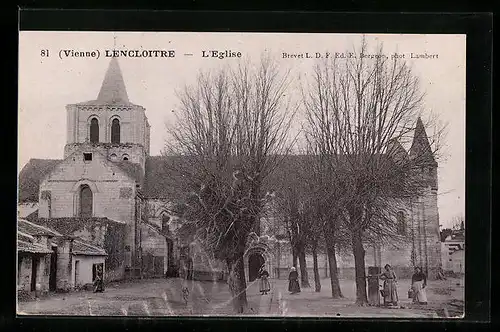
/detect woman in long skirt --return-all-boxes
[411,267,428,305]
[288,267,301,294]
[258,266,271,295]
[379,264,398,306]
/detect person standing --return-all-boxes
[379,264,398,306]
[93,265,104,293]
[411,266,428,305]
[288,266,301,294]
[258,265,271,295]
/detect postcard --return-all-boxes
[17,31,465,318]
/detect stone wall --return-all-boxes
[104,222,126,281]
[64,143,146,171]
[17,253,51,293]
[38,149,136,225]
[18,254,33,291]
[424,189,442,279]
[55,239,73,291]
[38,149,137,268]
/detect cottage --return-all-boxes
[441,230,465,274]
[17,230,53,295]
[17,218,108,295]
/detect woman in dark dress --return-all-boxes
[411,267,428,305]
[258,265,271,295]
[93,265,104,293]
[288,267,301,294]
[379,264,398,306]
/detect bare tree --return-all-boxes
[165,56,294,313]
[302,150,347,298]
[303,37,446,305]
[271,156,311,288]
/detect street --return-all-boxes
[17,277,464,318]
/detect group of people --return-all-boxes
[378,264,428,306]
[257,263,431,306]
[257,265,301,295]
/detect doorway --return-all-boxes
[49,246,57,291]
[166,239,175,277]
[74,260,80,287]
[92,263,104,281]
[30,257,38,291]
[248,253,265,282]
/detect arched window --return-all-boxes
[80,184,93,218]
[111,118,120,144]
[89,118,99,143]
[122,154,129,161]
[110,153,117,161]
[397,211,406,235]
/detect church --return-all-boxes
[18,58,442,293]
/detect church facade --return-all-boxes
[18,58,442,291]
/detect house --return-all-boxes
[17,222,54,295]
[17,218,107,296]
[441,230,465,274]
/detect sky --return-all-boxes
[18,32,466,228]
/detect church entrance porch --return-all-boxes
[248,253,265,282]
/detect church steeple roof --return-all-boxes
[409,117,436,165]
[96,57,129,104]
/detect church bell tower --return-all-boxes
[63,57,151,173]
[409,117,441,279]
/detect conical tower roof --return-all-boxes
[96,57,129,104]
[409,117,436,165]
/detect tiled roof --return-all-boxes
[18,159,61,202]
[17,239,53,254]
[143,155,191,199]
[19,150,419,203]
[18,231,35,242]
[17,218,107,256]
[28,217,125,236]
[72,239,107,256]
[18,218,62,237]
[141,154,394,200]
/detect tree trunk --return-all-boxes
[292,246,298,268]
[351,230,368,305]
[297,247,310,288]
[312,241,321,292]
[226,255,248,313]
[326,239,343,298]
